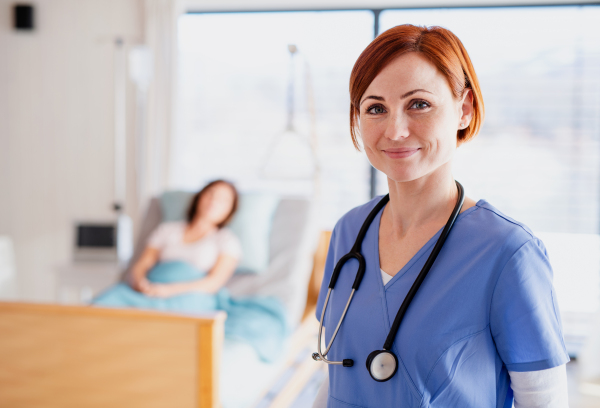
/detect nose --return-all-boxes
[383,112,409,141]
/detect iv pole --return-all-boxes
[113,37,133,267]
[260,44,318,182]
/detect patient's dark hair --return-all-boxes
[186,180,239,228]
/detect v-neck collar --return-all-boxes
[373,199,483,292]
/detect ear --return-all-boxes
[458,89,474,130]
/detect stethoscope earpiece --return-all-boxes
[366,350,398,382]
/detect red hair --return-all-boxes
[349,24,484,149]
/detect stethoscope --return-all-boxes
[312,181,465,382]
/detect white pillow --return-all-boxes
[228,193,280,274]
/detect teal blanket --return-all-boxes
[92,261,288,362]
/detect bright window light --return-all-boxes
[174,11,374,228]
[381,6,600,348]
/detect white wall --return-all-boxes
[0,0,142,301]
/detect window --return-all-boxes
[380,6,600,349]
[175,6,600,350]
[379,7,600,236]
[174,11,374,228]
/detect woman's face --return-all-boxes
[197,183,235,226]
[359,52,473,183]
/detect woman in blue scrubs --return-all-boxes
[313,25,569,407]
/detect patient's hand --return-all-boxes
[139,281,187,298]
[129,276,150,293]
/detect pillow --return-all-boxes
[228,193,280,274]
[159,190,280,274]
[160,191,194,221]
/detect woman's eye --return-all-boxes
[410,100,430,110]
[367,105,386,115]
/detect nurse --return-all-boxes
[313,25,569,407]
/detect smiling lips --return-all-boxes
[382,147,420,159]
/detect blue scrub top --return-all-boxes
[316,197,569,408]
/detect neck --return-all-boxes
[385,162,458,238]
[188,217,217,235]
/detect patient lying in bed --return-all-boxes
[93,180,287,362]
[94,179,241,308]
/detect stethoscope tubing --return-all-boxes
[313,181,465,371]
[327,197,388,290]
[314,196,388,366]
[383,181,464,350]
[315,288,356,365]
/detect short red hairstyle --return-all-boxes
[349,24,484,149]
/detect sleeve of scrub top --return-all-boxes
[490,237,570,372]
[509,364,569,407]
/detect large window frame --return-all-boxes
[185,0,600,203]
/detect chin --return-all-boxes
[376,163,424,184]
[386,174,422,184]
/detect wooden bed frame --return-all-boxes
[0,231,331,408]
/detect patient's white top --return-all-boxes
[147,222,242,272]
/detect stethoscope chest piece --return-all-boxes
[366,350,398,382]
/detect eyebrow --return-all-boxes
[360,89,433,106]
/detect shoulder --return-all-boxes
[466,199,549,265]
[471,199,535,240]
[474,200,533,233]
[327,195,389,255]
[216,227,240,243]
[215,227,242,258]
[333,195,386,235]
[147,221,186,248]
[216,227,242,248]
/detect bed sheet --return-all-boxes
[221,338,288,408]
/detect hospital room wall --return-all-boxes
[0,0,143,301]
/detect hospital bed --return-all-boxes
[0,194,330,408]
